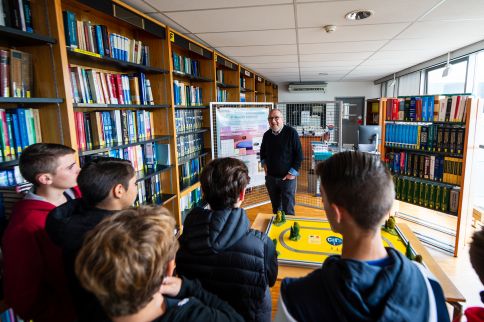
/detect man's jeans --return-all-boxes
[265,175,296,215]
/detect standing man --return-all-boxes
[260,108,303,216]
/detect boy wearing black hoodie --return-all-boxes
[275,151,450,322]
[46,157,137,321]
[176,157,278,322]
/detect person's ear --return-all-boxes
[112,183,125,199]
[36,173,52,185]
[239,188,246,202]
[165,259,176,277]
[331,203,343,225]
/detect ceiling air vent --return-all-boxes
[288,82,327,93]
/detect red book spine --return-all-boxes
[115,74,124,104]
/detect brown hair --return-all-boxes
[75,206,178,317]
[469,228,484,285]
[19,143,75,185]
[316,151,395,230]
[77,157,134,205]
[200,157,250,210]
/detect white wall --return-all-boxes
[278,81,380,102]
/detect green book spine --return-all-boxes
[435,185,442,211]
[401,178,407,202]
[419,181,425,206]
[423,183,429,207]
[413,154,419,177]
[407,179,413,203]
[413,180,420,204]
[395,177,401,200]
[429,183,435,209]
[441,186,449,213]
[456,127,465,155]
[427,125,434,151]
[437,126,444,152]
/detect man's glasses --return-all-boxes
[268,116,280,121]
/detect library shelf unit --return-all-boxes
[0,0,71,172]
[265,80,274,103]
[272,84,279,103]
[379,95,481,256]
[255,75,266,102]
[239,67,255,102]
[214,53,240,102]
[53,0,180,220]
[168,28,215,221]
[365,98,380,125]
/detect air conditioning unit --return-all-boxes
[288,82,327,93]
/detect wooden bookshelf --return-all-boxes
[168,28,214,223]
[255,75,266,102]
[53,0,179,219]
[272,84,279,103]
[365,98,380,125]
[265,80,274,102]
[379,95,481,256]
[239,67,255,102]
[214,53,239,102]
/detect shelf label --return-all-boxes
[72,48,102,58]
[169,32,175,42]
[257,76,262,82]
[244,70,251,77]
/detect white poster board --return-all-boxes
[215,107,270,188]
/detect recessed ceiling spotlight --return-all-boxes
[345,10,373,21]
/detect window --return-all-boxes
[472,51,484,97]
[398,71,421,96]
[426,58,468,95]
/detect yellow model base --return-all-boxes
[266,216,411,268]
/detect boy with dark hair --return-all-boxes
[275,151,449,322]
[2,143,81,322]
[75,206,244,322]
[176,157,278,322]
[46,157,137,322]
[463,229,484,321]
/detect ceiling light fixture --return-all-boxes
[345,10,373,21]
[442,52,451,77]
[389,73,396,87]
[318,72,328,76]
[322,25,336,33]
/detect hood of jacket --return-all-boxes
[45,198,114,254]
[180,207,250,254]
[321,248,429,321]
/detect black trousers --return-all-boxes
[265,175,296,215]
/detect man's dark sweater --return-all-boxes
[260,125,303,178]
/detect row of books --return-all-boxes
[176,133,204,158]
[172,52,200,76]
[134,172,164,207]
[385,95,469,122]
[175,109,203,133]
[179,157,203,190]
[0,165,26,187]
[0,107,42,162]
[79,142,170,174]
[394,176,460,215]
[0,183,31,223]
[240,93,246,102]
[385,152,462,185]
[216,88,228,102]
[180,186,202,222]
[173,80,203,106]
[0,49,33,98]
[63,10,150,65]
[0,0,33,33]
[385,123,465,154]
[74,110,154,150]
[216,69,225,83]
[69,66,153,105]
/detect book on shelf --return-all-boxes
[393,176,458,215]
[63,10,150,65]
[0,107,41,162]
[385,95,469,123]
[0,165,27,187]
[134,172,164,206]
[180,186,202,222]
[0,48,32,98]
[179,157,203,190]
[384,123,464,154]
[69,66,154,106]
[0,0,33,32]
[175,109,203,133]
[74,109,155,150]
[240,77,246,89]
[176,133,204,158]
[216,88,228,102]
[173,80,202,106]
[216,69,224,83]
[172,52,200,76]
[240,93,246,102]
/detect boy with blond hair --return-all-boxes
[75,206,244,322]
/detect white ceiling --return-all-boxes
[122,0,484,84]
